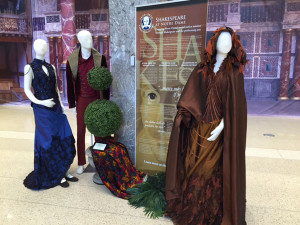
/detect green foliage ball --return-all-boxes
[87,66,113,90]
[84,100,123,137]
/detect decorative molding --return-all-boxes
[241,5,284,23]
[287,2,300,12]
[92,14,108,22]
[46,15,60,23]
[32,17,45,31]
[75,14,90,29]
[230,3,239,13]
[0,17,18,32]
[207,4,228,23]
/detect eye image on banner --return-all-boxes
[136,0,208,172]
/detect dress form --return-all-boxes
[207,31,232,141]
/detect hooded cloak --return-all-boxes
[165,27,248,225]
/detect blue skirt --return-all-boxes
[24,103,76,190]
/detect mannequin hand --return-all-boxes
[40,98,56,108]
[72,107,77,114]
[207,119,224,142]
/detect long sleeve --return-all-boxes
[101,55,110,100]
[66,61,76,108]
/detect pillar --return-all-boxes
[278,29,293,100]
[103,36,110,69]
[48,37,56,66]
[25,39,32,64]
[57,36,63,92]
[93,36,100,52]
[61,0,76,62]
[292,29,300,100]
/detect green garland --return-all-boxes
[87,66,113,90]
[84,99,123,137]
[127,172,167,219]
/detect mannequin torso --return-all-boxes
[24,39,64,111]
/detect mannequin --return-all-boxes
[66,30,110,174]
[23,39,78,190]
[206,31,232,142]
[24,40,63,110]
[165,27,247,225]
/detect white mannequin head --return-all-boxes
[33,39,48,59]
[216,31,232,54]
[77,30,93,49]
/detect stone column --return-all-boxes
[61,0,77,62]
[93,36,100,52]
[57,36,64,92]
[57,0,61,11]
[48,37,56,67]
[292,29,300,100]
[25,39,32,63]
[279,29,293,100]
[103,35,110,69]
[25,0,32,35]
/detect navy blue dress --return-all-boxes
[23,58,76,190]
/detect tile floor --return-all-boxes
[0,103,299,225]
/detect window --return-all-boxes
[267,39,273,47]
[266,63,272,72]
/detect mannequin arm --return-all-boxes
[24,65,55,108]
[207,118,224,141]
[52,65,65,114]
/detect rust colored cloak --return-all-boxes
[165,63,247,225]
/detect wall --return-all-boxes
[109,0,166,162]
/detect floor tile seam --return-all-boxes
[277,150,285,159]
[246,149,300,153]
[246,170,300,177]
[247,114,300,119]
[0,176,21,180]
[0,176,110,189]
[0,197,155,220]
[245,155,300,161]
[246,147,300,153]
[247,204,300,213]
[0,137,34,141]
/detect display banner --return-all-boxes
[136,0,208,172]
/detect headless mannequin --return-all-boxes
[207,31,232,141]
[24,39,75,184]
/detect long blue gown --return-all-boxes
[23,58,76,190]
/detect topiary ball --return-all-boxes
[84,99,123,137]
[87,66,113,90]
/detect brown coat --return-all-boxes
[165,63,247,225]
